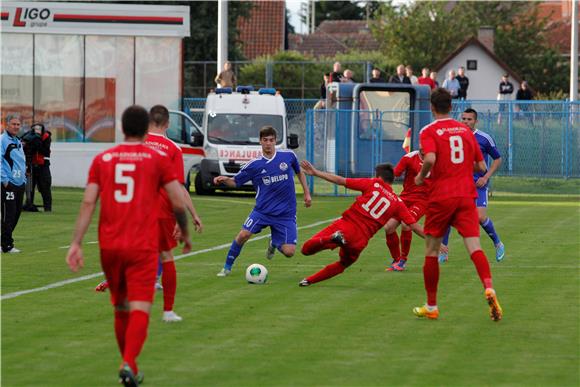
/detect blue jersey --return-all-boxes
[473,129,501,187]
[1,132,26,186]
[234,150,300,218]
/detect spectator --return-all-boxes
[418,68,436,90]
[369,68,386,83]
[1,114,26,253]
[330,62,343,83]
[406,65,418,85]
[22,122,52,212]
[516,81,533,116]
[497,74,514,120]
[389,64,411,84]
[456,66,469,100]
[430,71,439,88]
[341,69,355,83]
[442,70,460,99]
[214,61,237,89]
[314,73,330,110]
[498,74,514,100]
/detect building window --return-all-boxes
[467,60,477,71]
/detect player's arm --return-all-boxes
[164,180,192,253]
[181,185,203,233]
[66,183,99,272]
[297,170,312,207]
[213,175,236,187]
[300,160,346,186]
[408,222,425,239]
[415,152,435,186]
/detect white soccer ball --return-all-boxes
[245,263,268,284]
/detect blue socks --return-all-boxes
[224,240,243,270]
[481,218,501,245]
[441,227,451,246]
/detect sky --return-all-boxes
[286,0,306,34]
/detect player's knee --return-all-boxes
[478,215,488,224]
[280,244,295,257]
[236,230,252,244]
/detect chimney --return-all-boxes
[478,26,495,52]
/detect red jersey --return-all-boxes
[145,133,185,219]
[393,150,430,202]
[343,178,417,239]
[88,143,178,251]
[419,118,483,201]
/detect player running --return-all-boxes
[66,105,192,386]
[214,126,311,276]
[384,149,430,271]
[299,160,425,286]
[413,89,503,321]
[93,105,203,323]
[438,108,505,263]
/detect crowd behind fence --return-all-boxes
[183,98,580,188]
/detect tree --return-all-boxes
[370,1,567,94]
[300,1,381,28]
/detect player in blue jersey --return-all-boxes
[214,126,312,276]
[439,108,505,263]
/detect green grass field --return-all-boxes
[2,188,579,386]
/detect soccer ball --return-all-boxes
[245,263,268,284]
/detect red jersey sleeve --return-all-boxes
[397,200,417,225]
[420,128,437,154]
[87,155,101,185]
[393,156,407,177]
[345,178,372,192]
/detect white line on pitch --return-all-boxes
[1,218,337,301]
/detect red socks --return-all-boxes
[423,256,439,306]
[162,261,177,312]
[400,230,413,259]
[470,250,493,289]
[123,310,149,374]
[306,261,346,284]
[385,232,401,260]
[114,310,129,354]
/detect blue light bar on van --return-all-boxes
[236,86,254,94]
[258,88,276,95]
[215,87,232,94]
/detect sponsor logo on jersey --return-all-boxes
[102,153,113,162]
[261,169,267,174]
[262,174,288,186]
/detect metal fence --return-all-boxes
[182,98,580,194]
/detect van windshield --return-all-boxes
[207,114,283,145]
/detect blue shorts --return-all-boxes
[476,186,488,207]
[242,210,297,247]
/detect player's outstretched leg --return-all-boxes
[301,233,339,256]
[480,217,505,262]
[299,249,356,286]
[484,288,503,321]
[95,279,109,292]
[438,227,451,263]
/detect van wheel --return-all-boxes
[195,173,214,195]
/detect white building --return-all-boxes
[434,29,524,101]
[1,1,190,186]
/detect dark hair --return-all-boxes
[463,108,478,120]
[259,126,277,139]
[6,114,21,124]
[122,105,149,138]
[149,105,169,126]
[375,163,394,184]
[430,88,452,114]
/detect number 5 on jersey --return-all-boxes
[115,163,136,203]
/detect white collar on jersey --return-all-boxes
[262,150,277,163]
